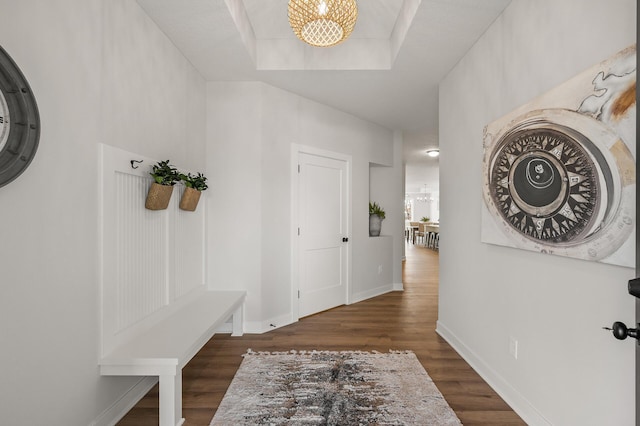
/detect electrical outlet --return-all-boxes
[509,337,518,359]
[378,265,383,274]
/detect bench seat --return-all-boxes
[100,290,246,426]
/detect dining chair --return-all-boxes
[409,222,422,244]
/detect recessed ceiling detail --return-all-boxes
[135,0,512,142]
[236,0,420,70]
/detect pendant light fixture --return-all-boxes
[288,0,358,48]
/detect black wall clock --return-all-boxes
[0,45,40,188]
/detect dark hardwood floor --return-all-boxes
[118,242,525,425]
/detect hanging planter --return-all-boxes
[145,183,174,210]
[179,172,208,211]
[179,187,201,211]
[145,160,180,210]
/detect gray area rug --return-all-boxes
[210,350,462,425]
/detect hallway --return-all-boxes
[119,243,525,425]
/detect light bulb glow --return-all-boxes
[318,1,328,15]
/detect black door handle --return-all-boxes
[628,278,640,298]
[342,237,349,242]
[603,322,640,342]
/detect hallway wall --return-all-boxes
[0,0,206,424]
[438,1,636,425]
[206,82,403,332]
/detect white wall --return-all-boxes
[405,162,440,194]
[0,1,102,424]
[406,193,439,222]
[206,82,402,331]
[403,129,440,194]
[438,1,636,425]
[206,82,265,326]
[403,129,440,223]
[103,0,206,170]
[370,132,405,289]
[0,0,206,425]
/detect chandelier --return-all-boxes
[288,0,358,48]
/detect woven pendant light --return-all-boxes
[288,0,358,47]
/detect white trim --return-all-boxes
[350,284,395,305]
[216,320,234,334]
[392,282,404,291]
[243,320,265,334]
[262,312,296,332]
[291,144,353,320]
[290,144,300,322]
[243,312,296,334]
[90,377,158,426]
[436,320,552,426]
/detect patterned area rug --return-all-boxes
[210,350,462,425]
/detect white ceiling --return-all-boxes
[136,0,512,192]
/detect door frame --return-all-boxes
[291,144,352,322]
[635,23,639,426]
[631,77,640,426]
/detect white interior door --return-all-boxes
[297,151,349,318]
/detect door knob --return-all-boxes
[342,237,349,242]
[603,322,640,342]
[628,277,640,298]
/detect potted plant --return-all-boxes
[179,172,208,211]
[369,201,386,237]
[420,216,430,222]
[145,160,180,210]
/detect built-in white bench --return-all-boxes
[99,146,247,425]
[100,290,246,426]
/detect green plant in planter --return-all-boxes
[146,160,180,210]
[420,216,430,222]
[180,172,208,191]
[369,202,386,219]
[178,172,208,212]
[150,160,180,186]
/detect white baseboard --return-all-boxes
[261,313,295,333]
[91,377,158,426]
[393,282,404,291]
[216,319,234,334]
[244,313,295,334]
[435,320,551,426]
[351,284,394,304]
[243,320,262,334]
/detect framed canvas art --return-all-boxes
[482,45,636,267]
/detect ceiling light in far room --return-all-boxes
[426,149,440,158]
[288,0,358,48]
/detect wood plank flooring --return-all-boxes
[118,242,525,425]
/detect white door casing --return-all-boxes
[293,147,350,319]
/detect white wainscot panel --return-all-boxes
[100,144,206,355]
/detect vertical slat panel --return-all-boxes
[100,144,206,354]
[174,185,206,300]
[115,171,167,332]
